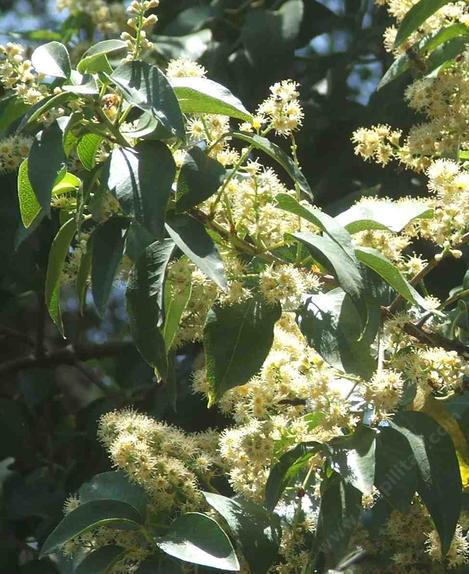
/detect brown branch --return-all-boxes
[0,342,131,376]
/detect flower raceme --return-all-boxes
[1,0,469,573]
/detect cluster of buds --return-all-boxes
[121,0,159,59]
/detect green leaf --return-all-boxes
[76,239,92,314]
[0,95,29,133]
[170,77,252,122]
[329,426,377,495]
[390,411,462,554]
[52,172,81,195]
[176,147,226,211]
[77,39,127,74]
[75,546,125,574]
[125,221,155,263]
[41,500,142,557]
[354,247,424,307]
[156,512,240,571]
[424,23,469,54]
[17,159,41,228]
[297,288,378,378]
[377,51,411,90]
[28,121,66,213]
[62,74,99,96]
[111,61,185,139]
[163,271,192,351]
[294,232,363,300]
[315,473,362,568]
[233,132,312,200]
[335,201,433,234]
[18,92,70,130]
[277,194,357,259]
[79,471,147,520]
[91,217,129,316]
[204,297,281,401]
[44,218,76,334]
[77,133,103,170]
[204,492,281,574]
[107,141,175,238]
[165,214,227,290]
[135,557,183,574]
[426,35,469,71]
[375,427,417,511]
[265,442,322,511]
[31,41,71,78]
[126,240,176,374]
[394,0,453,48]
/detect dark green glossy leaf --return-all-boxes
[107,141,175,238]
[31,41,71,78]
[233,132,312,200]
[315,473,362,568]
[79,471,147,520]
[204,492,281,574]
[176,147,226,211]
[91,217,129,316]
[375,427,417,511]
[265,442,322,511]
[44,218,76,334]
[156,512,240,571]
[390,411,462,554]
[204,297,281,401]
[165,214,227,290]
[111,61,185,139]
[171,77,251,121]
[75,546,125,574]
[41,500,142,557]
[28,121,66,213]
[126,240,176,375]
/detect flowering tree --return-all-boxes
[0,0,469,573]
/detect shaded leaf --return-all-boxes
[390,411,462,554]
[265,442,322,511]
[75,546,125,574]
[107,141,175,238]
[204,492,281,574]
[28,121,66,213]
[165,214,227,290]
[176,147,226,211]
[204,297,281,401]
[41,500,142,557]
[91,217,129,316]
[79,471,147,520]
[44,218,76,334]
